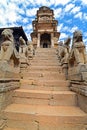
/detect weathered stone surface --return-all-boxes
[78,94,87,113]
[0,29,20,130]
[0,119,5,130]
[70,81,87,96]
[0,90,15,110]
[0,79,20,93]
[68,64,87,81]
[31,6,60,48]
[69,30,87,65]
[13,89,77,106]
[5,120,38,130]
[19,36,29,71]
[0,29,20,71]
[39,123,86,130]
[56,37,71,79]
[4,104,87,124]
[67,30,87,114]
[0,11,87,130]
[2,47,87,130]
[27,41,35,59]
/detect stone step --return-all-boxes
[35,51,57,57]
[35,52,57,57]
[30,63,61,67]
[35,51,56,54]
[28,65,62,71]
[31,60,60,67]
[35,54,57,58]
[36,48,56,52]
[13,89,77,106]
[4,128,22,130]
[4,121,87,130]
[4,104,87,125]
[22,71,65,80]
[36,48,56,51]
[35,50,57,54]
[35,53,57,57]
[20,79,69,88]
[21,84,69,91]
[32,55,58,58]
[33,57,58,60]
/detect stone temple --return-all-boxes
[31,6,60,48]
[0,6,87,130]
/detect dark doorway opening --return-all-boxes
[40,33,51,48]
[43,43,48,48]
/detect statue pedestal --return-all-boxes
[0,119,5,130]
[68,64,87,112]
[0,69,20,109]
[68,64,87,81]
[62,63,68,79]
[28,52,34,60]
[68,64,87,96]
[0,63,20,128]
[20,58,29,69]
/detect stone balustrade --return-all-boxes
[57,30,87,113]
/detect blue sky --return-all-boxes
[0,0,87,47]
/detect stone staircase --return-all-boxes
[4,48,87,130]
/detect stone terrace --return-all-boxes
[4,48,87,130]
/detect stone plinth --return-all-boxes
[0,66,20,130]
[68,64,87,113]
[68,64,87,81]
[0,119,5,130]
[68,64,87,95]
[0,70,20,110]
[62,63,68,79]
[20,58,29,70]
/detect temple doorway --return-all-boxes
[43,43,48,48]
[40,33,51,48]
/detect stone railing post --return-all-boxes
[68,30,87,113]
[0,29,20,129]
[19,36,29,73]
[56,37,71,79]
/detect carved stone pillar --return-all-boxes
[37,33,40,47]
[51,33,54,47]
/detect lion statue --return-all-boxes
[59,37,71,64]
[69,30,87,65]
[0,29,19,71]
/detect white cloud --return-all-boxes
[62,26,70,31]
[54,0,71,6]
[83,13,87,20]
[70,6,81,14]
[54,8,62,18]
[58,23,64,31]
[16,8,25,15]
[59,33,68,40]
[0,0,8,6]
[24,0,71,6]
[84,32,87,37]
[26,8,39,17]
[66,19,72,24]
[81,0,87,5]
[0,2,19,26]
[70,26,78,33]
[23,24,33,40]
[74,12,83,19]
[64,3,75,12]
[22,18,29,24]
